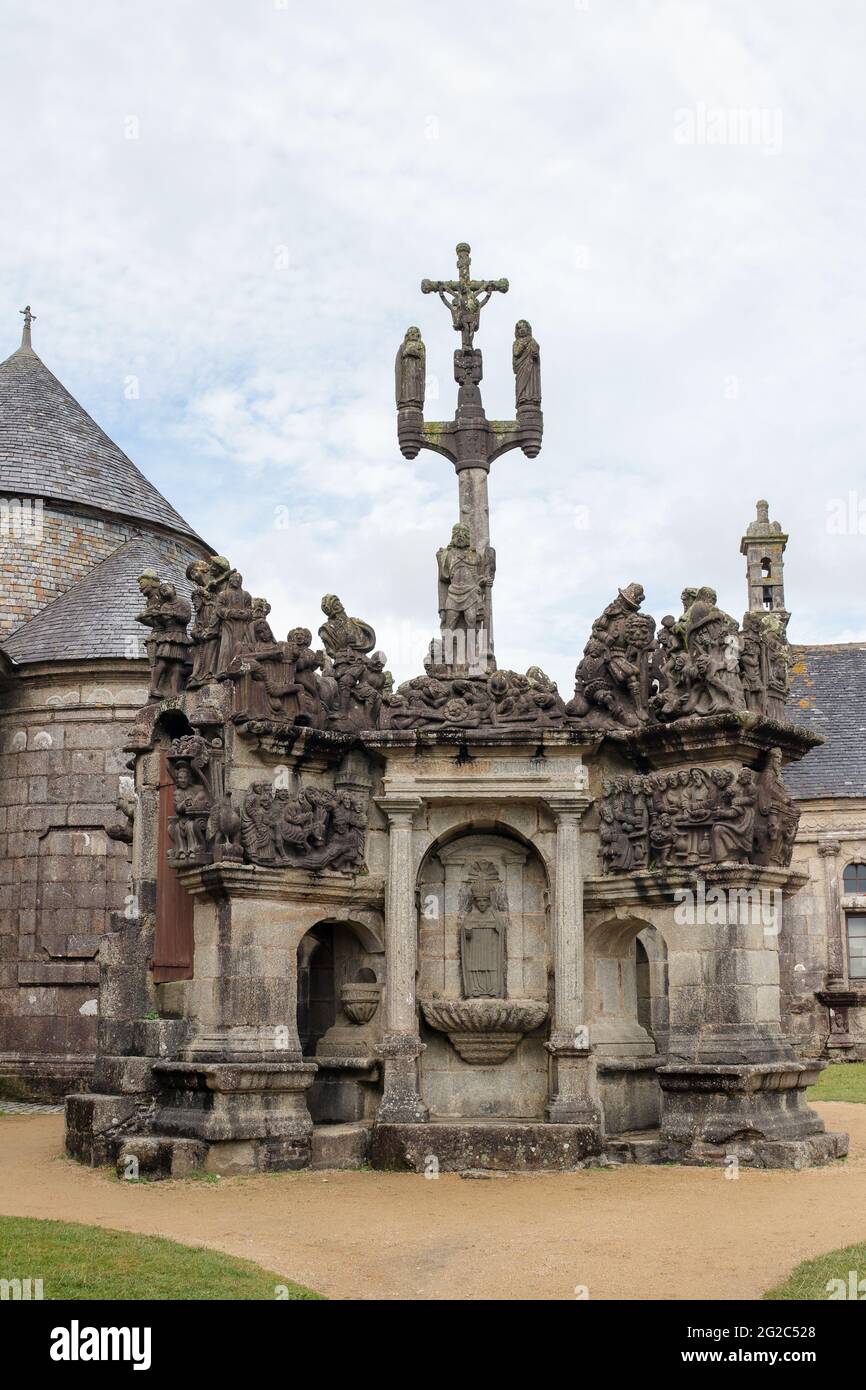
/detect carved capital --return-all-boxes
[377,795,423,828]
[545,794,592,824]
[818,839,842,857]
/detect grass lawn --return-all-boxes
[0,1215,323,1300]
[764,1242,866,1300]
[807,1060,866,1103]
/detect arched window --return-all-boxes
[842,862,866,894]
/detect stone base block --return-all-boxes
[371,1119,602,1172]
[115,1136,208,1180]
[599,1058,661,1133]
[658,1060,832,1147]
[0,1055,94,1103]
[606,1129,848,1170]
[308,1060,380,1124]
[149,1060,316,1174]
[64,1093,153,1167]
[311,1122,371,1169]
[92,1055,159,1095]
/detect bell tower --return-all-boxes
[740,498,788,616]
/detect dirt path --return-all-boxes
[1,1103,863,1300]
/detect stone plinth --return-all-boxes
[372,1119,601,1172]
[153,1059,318,1172]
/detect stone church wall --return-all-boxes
[0,660,148,1098]
[0,500,132,639]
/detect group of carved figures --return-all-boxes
[165,735,367,874]
[599,748,799,874]
[395,320,541,413]
[567,582,790,731]
[138,560,791,739]
[137,558,392,734]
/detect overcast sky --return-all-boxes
[3,0,865,688]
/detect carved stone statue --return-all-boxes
[436,522,493,643]
[164,734,240,865]
[458,860,508,999]
[395,327,426,409]
[136,572,192,700]
[753,747,799,866]
[567,584,653,728]
[214,570,256,676]
[512,319,541,408]
[317,595,385,730]
[421,242,509,351]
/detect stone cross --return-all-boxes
[397,243,544,668]
[421,242,508,351]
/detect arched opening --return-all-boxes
[415,824,551,1120]
[586,915,669,1134]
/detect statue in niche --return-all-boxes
[395,326,426,409]
[437,522,494,645]
[458,860,508,999]
[512,319,541,408]
[136,572,192,699]
[164,734,241,864]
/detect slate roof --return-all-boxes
[784,643,866,800]
[0,341,202,541]
[2,535,201,665]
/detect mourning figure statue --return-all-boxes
[215,570,256,675]
[512,319,541,409]
[458,860,508,999]
[395,326,426,409]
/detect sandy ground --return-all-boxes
[0,1103,864,1301]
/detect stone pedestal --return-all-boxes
[153,1060,317,1173]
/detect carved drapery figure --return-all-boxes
[186,558,225,688]
[385,664,566,731]
[317,595,388,731]
[599,752,795,874]
[512,319,541,408]
[215,570,256,676]
[567,584,654,728]
[165,735,240,864]
[654,587,745,719]
[437,522,493,643]
[136,572,192,700]
[395,326,426,409]
[458,860,508,999]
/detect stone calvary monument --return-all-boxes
[65,244,847,1177]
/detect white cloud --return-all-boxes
[2,0,865,689]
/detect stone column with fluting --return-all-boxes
[376,796,428,1123]
[544,796,602,1128]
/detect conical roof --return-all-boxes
[0,331,202,542]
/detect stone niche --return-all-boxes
[417,832,550,1119]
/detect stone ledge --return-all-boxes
[371,1119,603,1172]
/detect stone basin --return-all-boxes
[420,998,549,1064]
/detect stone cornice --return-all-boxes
[584,863,810,909]
[176,861,385,907]
[602,713,820,767]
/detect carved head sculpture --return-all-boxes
[465,859,502,913]
[696,585,718,606]
[514,319,532,339]
[227,571,245,591]
[158,582,177,602]
[680,587,698,611]
[252,597,271,618]
[186,559,211,587]
[321,594,345,620]
[137,570,160,602]
[404,325,421,343]
[287,626,313,648]
[618,582,645,611]
[450,522,471,549]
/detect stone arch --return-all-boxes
[415,823,551,1121]
[296,915,384,1057]
[585,914,669,1057]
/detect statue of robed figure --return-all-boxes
[458,860,508,999]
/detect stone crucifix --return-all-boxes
[396,242,544,671]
